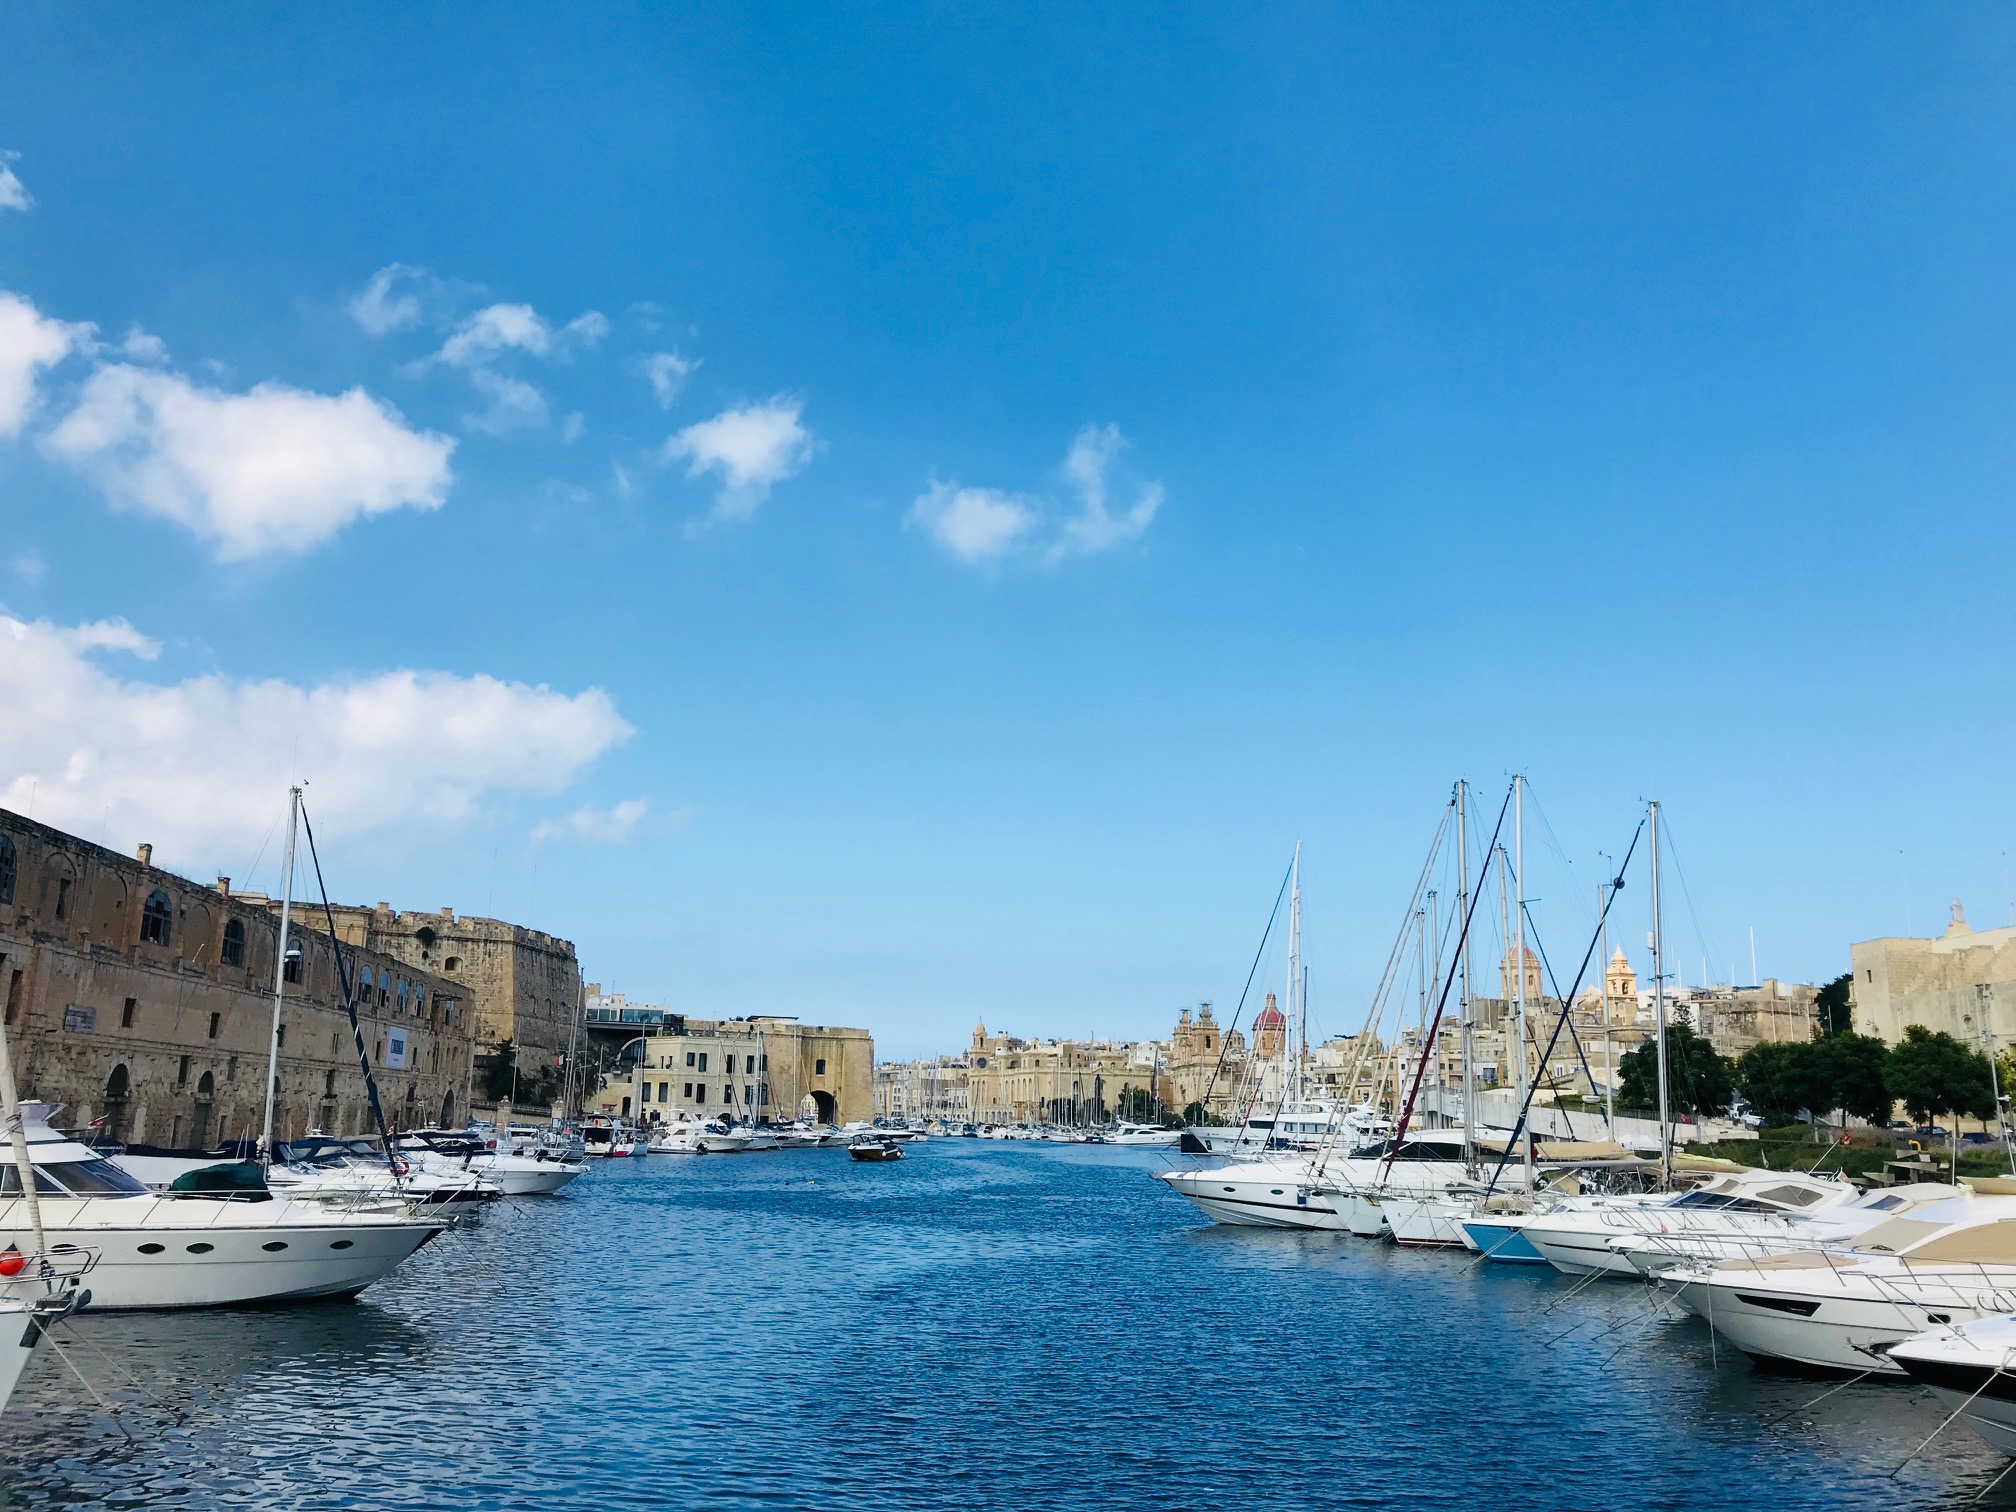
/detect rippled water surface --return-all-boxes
[0,1141,2010,1510]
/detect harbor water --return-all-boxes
[1,1141,2008,1511]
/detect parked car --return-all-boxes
[1913,1125,1953,1141]
[1962,1131,1998,1146]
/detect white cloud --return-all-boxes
[0,291,93,438]
[911,424,1163,566]
[466,368,548,434]
[10,548,45,586]
[348,264,426,336]
[1053,424,1163,557]
[639,351,697,408]
[0,152,30,214]
[560,411,585,444]
[121,326,169,364]
[530,796,654,845]
[906,482,1038,564]
[0,613,633,868]
[45,363,455,560]
[425,303,607,369]
[666,396,813,527]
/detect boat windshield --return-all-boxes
[46,1157,150,1196]
[0,1165,67,1196]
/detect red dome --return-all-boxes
[1254,1004,1286,1029]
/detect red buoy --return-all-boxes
[0,1247,27,1277]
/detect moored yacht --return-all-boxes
[393,1129,587,1196]
[12,1104,443,1310]
[1517,1168,1861,1277]
[1660,1192,2016,1374]
[1108,1122,1182,1148]
[1890,1315,2016,1453]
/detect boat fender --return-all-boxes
[0,1246,23,1278]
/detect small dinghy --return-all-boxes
[849,1140,902,1162]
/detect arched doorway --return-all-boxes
[439,1089,455,1128]
[192,1071,215,1148]
[103,1064,130,1141]
[811,1090,837,1123]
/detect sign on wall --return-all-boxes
[386,1028,409,1070]
[62,1005,95,1033]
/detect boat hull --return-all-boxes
[0,1211,440,1311]
[1459,1217,1549,1264]
[1159,1168,1340,1229]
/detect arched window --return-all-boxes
[221,918,246,967]
[192,1071,216,1147]
[0,834,14,905]
[358,966,374,1005]
[283,935,303,984]
[140,890,172,946]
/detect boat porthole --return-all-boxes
[137,1243,165,1255]
[1271,1189,1284,1196]
[261,1241,288,1252]
[1223,1186,1237,1193]
[329,1240,354,1250]
[185,1242,214,1254]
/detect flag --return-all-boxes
[88,1116,107,1128]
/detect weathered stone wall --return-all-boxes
[0,809,478,1145]
[1852,912,2016,1047]
[313,904,582,1061]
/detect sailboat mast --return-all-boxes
[0,1018,43,1257]
[1600,880,1615,1137]
[1457,781,1476,1169]
[1650,799,1671,1183]
[259,786,300,1160]
[1286,844,1302,1108]
[1514,774,1533,1189]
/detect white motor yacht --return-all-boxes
[1890,1315,2016,1453]
[263,1137,501,1217]
[1660,1193,2016,1374]
[582,1119,649,1158]
[393,1129,587,1197]
[16,1105,443,1310]
[1518,1168,1862,1277]
[1108,1123,1182,1148]
[1609,1181,1962,1277]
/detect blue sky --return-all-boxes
[2,6,2014,1056]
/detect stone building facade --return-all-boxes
[313,903,583,1064]
[874,1057,971,1121]
[1851,903,2016,1050]
[964,1024,1160,1123]
[592,1014,875,1125]
[0,809,477,1146]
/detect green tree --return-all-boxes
[1815,973,1854,1037]
[1820,1032,1892,1128]
[1180,1101,1225,1127]
[1885,1026,1995,1130]
[1617,1021,1735,1121]
[1737,1041,1832,1126]
[1115,1085,1174,1125]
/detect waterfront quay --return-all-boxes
[2,1139,2000,1512]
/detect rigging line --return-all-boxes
[1523,784,1600,932]
[1759,1368,1875,1428]
[1193,852,1296,1124]
[1315,797,1456,1160]
[1484,820,1645,1196]
[1517,902,1608,1142]
[1888,1355,2012,1479]
[239,802,284,899]
[1381,786,1513,1180]
[1971,1454,2016,1505]
[298,801,402,1182]
[1655,811,1725,986]
[37,1327,138,1443]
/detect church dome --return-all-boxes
[1254,992,1285,1030]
